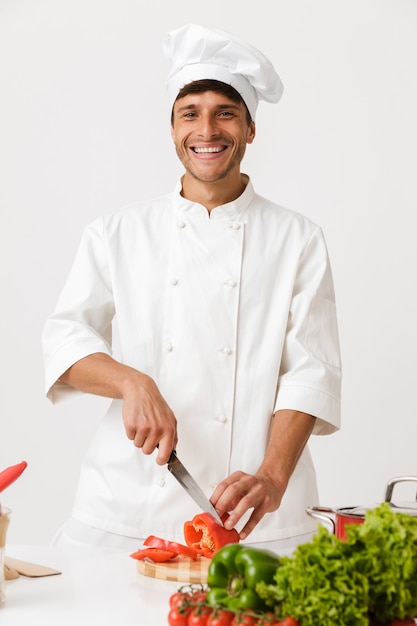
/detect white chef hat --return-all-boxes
[163,24,284,120]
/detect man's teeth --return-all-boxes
[193,147,224,153]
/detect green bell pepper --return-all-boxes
[206,543,280,611]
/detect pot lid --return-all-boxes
[339,502,417,518]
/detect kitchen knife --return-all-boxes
[167,450,224,526]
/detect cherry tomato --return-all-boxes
[257,613,277,625]
[169,590,191,610]
[168,606,191,626]
[230,613,258,626]
[188,605,214,626]
[190,589,208,603]
[207,609,235,626]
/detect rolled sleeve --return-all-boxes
[42,218,115,403]
[274,226,342,433]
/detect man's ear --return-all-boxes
[247,121,256,144]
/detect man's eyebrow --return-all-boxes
[216,103,241,111]
[175,102,241,114]
[176,103,198,113]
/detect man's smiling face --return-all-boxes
[171,90,255,184]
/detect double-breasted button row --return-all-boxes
[170,277,237,288]
[176,219,241,230]
[164,343,232,355]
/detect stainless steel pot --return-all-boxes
[306,476,417,541]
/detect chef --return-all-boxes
[42,24,342,554]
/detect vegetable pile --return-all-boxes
[165,502,417,625]
[257,502,417,625]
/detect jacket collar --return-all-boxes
[173,174,254,221]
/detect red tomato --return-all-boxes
[390,620,416,626]
[169,590,191,610]
[207,609,235,626]
[257,613,276,625]
[230,613,258,626]
[190,589,208,603]
[168,606,191,626]
[278,619,299,626]
[187,605,214,626]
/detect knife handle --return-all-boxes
[155,444,176,465]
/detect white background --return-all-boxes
[1,0,416,545]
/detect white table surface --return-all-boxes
[5,545,417,625]
[2,544,182,625]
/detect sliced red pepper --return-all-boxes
[183,512,240,559]
[143,535,198,560]
[0,461,27,493]
[130,547,177,562]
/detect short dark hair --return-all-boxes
[171,79,253,125]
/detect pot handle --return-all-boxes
[305,506,335,534]
[384,476,417,503]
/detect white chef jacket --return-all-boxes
[42,177,341,544]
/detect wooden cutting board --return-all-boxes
[136,555,210,583]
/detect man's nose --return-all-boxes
[197,115,220,137]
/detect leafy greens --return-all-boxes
[256,502,417,625]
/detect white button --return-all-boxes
[158,477,165,487]
[170,277,179,286]
[165,343,173,352]
[229,222,241,230]
[216,414,227,423]
[225,279,237,288]
[177,220,186,229]
[220,346,232,355]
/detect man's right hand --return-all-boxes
[59,353,177,464]
[121,371,177,464]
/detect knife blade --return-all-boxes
[167,450,223,526]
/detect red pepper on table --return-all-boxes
[183,512,240,559]
[130,547,177,562]
[143,535,198,560]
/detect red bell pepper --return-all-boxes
[0,461,27,493]
[130,547,177,562]
[183,512,240,558]
[143,535,198,560]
